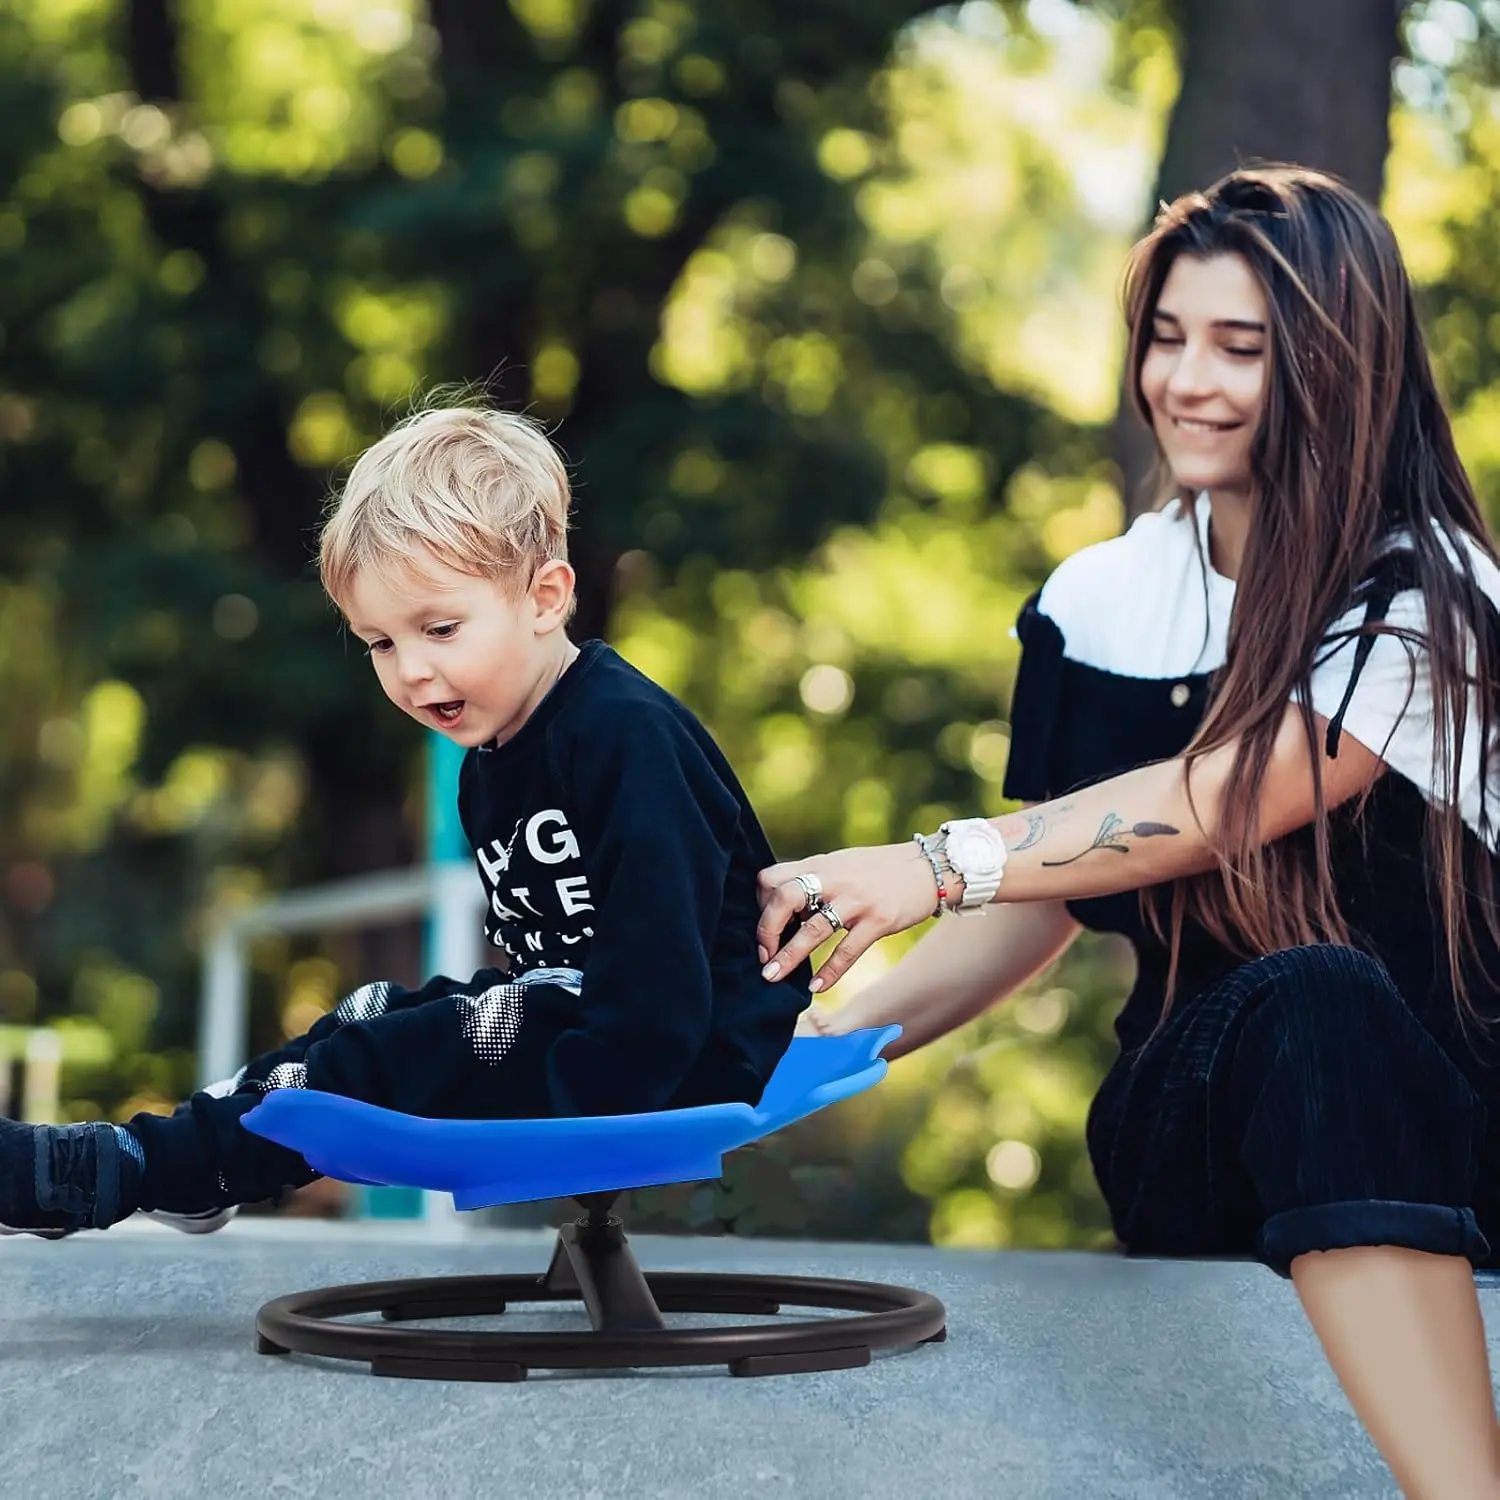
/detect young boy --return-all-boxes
[0,403,812,1233]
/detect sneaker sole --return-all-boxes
[142,1207,237,1235]
[0,1207,238,1239]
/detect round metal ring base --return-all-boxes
[254,1270,947,1381]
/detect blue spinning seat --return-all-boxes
[242,1024,902,1208]
[239,1025,948,1382]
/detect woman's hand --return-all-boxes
[756,841,941,993]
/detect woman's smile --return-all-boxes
[1170,415,1241,435]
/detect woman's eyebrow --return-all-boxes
[1153,309,1267,333]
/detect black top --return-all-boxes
[1000,498,1500,1080]
[458,640,810,1117]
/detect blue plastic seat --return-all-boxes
[242,1025,902,1209]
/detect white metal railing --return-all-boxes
[0,1028,64,1122]
[198,862,488,1234]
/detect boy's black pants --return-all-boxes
[127,967,583,1213]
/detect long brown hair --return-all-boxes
[1122,164,1500,1039]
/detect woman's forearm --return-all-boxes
[980,703,1384,904]
[821,899,1081,1059]
[986,755,1222,903]
[757,708,1385,994]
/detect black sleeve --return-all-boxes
[1001,590,1066,803]
[543,707,741,1116]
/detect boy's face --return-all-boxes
[344,553,575,749]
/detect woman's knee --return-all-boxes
[1226,947,1486,1217]
[1240,943,1399,1015]
[1228,944,1411,1080]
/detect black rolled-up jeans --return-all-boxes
[1086,945,1492,1277]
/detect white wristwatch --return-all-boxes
[931,818,1007,911]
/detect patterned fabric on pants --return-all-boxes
[128,967,584,1214]
[1086,944,1493,1277]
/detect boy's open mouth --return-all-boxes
[428,701,465,725]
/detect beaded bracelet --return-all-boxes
[910,832,949,919]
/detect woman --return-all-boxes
[758,166,1500,1498]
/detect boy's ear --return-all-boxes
[529,558,576,629]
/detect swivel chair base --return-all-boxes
[255,1192,947,1382]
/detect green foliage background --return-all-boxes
[2,0,1499,1246]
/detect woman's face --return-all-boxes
[1139,251,1269,499]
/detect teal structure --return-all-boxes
[350,731,470,1220]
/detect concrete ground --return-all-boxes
[3,1215,1493,1499]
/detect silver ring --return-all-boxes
[809,895,844,932]
[792,873,822,912]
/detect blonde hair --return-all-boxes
[319,400,571,608]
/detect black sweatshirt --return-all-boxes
[457,640,811,1117]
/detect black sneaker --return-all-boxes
[0,1120,139,1234]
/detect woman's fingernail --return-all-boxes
[763,962,780,980]
[757,946,767,964]
[809,977,823,994]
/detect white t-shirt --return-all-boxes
[1031,496,1500,848]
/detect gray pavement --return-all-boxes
[2,1215,1489,1499]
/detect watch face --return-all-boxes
[950,826,1004,875]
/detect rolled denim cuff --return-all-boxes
[1257,1199,1490,1279]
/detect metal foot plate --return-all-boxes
[730,1345,871,1377]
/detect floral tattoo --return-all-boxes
[1041,812,1180,867]
[1009,812,1048,852]
[1006,802,1072,853]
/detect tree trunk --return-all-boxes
[1111,0,1401,515]
[124,0,419,907]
